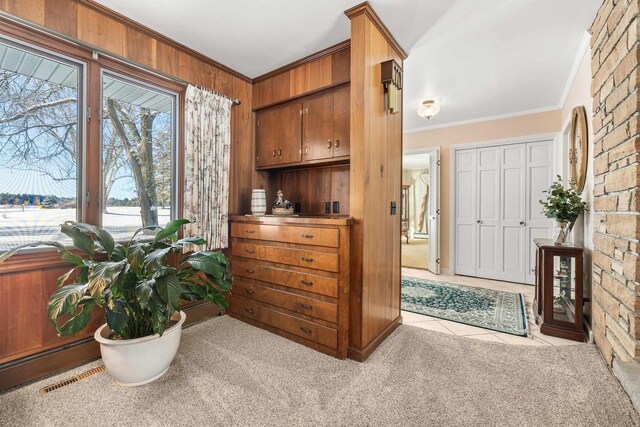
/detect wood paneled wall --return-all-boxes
[0,0,253,366]
[346,3,406,360]
[253,42,350,110]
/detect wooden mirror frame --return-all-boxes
[569,106,589,193]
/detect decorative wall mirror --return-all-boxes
[569,106,588,193]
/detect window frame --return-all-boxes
[98,68,180,234]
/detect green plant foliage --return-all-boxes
[1,219,233,339]
[539,176,587,224]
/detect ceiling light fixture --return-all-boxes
[417,100,440,120]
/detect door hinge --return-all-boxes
[436,258,440,264]
[86,107,91,122]
[436,208,441,215]
[85,191,91,206]
[437,160,441,166]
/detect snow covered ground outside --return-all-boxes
[0,206,170,251]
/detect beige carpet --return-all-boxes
[402,238,429,269]
[1,316,638,426]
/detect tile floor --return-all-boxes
[401,267,586,347]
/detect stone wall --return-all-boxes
[590,0,639,364]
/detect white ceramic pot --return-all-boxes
[94,311,186,387]
[251,189,267,215]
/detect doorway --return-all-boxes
[402,148,440,274]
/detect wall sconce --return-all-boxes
[381,59,402,114]
[417,100,440,120]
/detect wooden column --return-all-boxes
[345,2,407,361]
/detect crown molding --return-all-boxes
[253,39,350,83]
[558,31,591,109]
[71,0,252,82]
[404,105,560,134]
[344,1,408,60]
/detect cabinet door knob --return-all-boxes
[300,257,314,262]
[277,148,282,157]
[300,303,313,310]
[244,268,255,274]
[245,288,255,294]
[272,149,277,157]
[327,139,332,149]
[334,139,340,148]
[245,249,255,254]
[301,233,314,239]
[244,308,254,314]
[520,221,526,226]
[300,280,314,286]
[477,220,483,224]
[299,326,312,334]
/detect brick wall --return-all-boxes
[590,0,639,364]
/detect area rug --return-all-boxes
[401,276,528,336]
[1,316,638,426]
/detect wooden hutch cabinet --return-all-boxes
[533,239,585,342]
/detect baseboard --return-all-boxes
[348,315,403,362]
[0,302,222,391]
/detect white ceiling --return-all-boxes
[95,0,602,130]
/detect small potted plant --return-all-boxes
[540,176,587,245]
[0,219,232,386]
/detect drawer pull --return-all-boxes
[300,280,314,286]
[245,269,255,274]
[301,234,314,239]
[245,249,256,254]
[300,257,314,263]
[244,308,254,314]
[300,326,312,334]
[244,230,256,234]
[245,288,255,294]
[299,303,313,310]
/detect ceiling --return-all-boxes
[95,0,602,130]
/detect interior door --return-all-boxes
[303,91,334,161]
[455,149,477,276]
[525,140,554,284]
[499,144,527,282]
[333,86,350,158]
[428,149,440,274]
[475,147,500,279]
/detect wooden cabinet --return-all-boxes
[255,101,302,168]
[229,216,351,359]
[255,86,349,170]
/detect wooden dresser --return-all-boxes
[228,215,351,358]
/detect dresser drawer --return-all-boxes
[233,278,338,323]
[231,223,339,247]
[232,242,339,272]
[232,295,337,349]
[232,258,338,297]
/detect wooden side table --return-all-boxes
[533,239,585,342]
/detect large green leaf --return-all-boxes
[57,299,95,336]
[57,267,78,287]
[105,299,128,336]
[176,236,206,246]
[127,243,147,274]
[47,283,89,320]
[143,247,172,274]
[186,252,229,278]
[87,260,126,300]
[135,279,155,309]
[0,241,83,267]
[154,219,192,243]
[155,269,181,314]
[149,295,168,335]
[60,223,95,257]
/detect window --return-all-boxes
[101,72,177,240]
[0,39,82,250]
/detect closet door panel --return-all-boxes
[500,144,526,282]
[476,148,500,279]
[455,150,476,276]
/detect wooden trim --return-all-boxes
[344,2,407,60]
[348,315,402,362]
[254,80,350,112]
[0,302,222,391]
[253,40,350,83]
[69,0,252,82]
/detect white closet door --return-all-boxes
[428,149,441,274]
[476,147,500,279]
[500,144,527,282]
[455,149,476,276]
[525,140,554,284]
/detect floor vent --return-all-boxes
[38,365,106,394]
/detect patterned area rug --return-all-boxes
[401,276,528,336]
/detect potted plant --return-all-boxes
[539,176,587,245]
[0,219,232,386]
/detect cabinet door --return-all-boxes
[333,86,350,158]
[256,102,302,168]
[303,92,334,161]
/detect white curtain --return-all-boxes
[184,85,233,249]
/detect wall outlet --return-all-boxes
[332,201,340,214]
[390,201,397,215]
[324,202,331,214]
[294,202,301,213]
